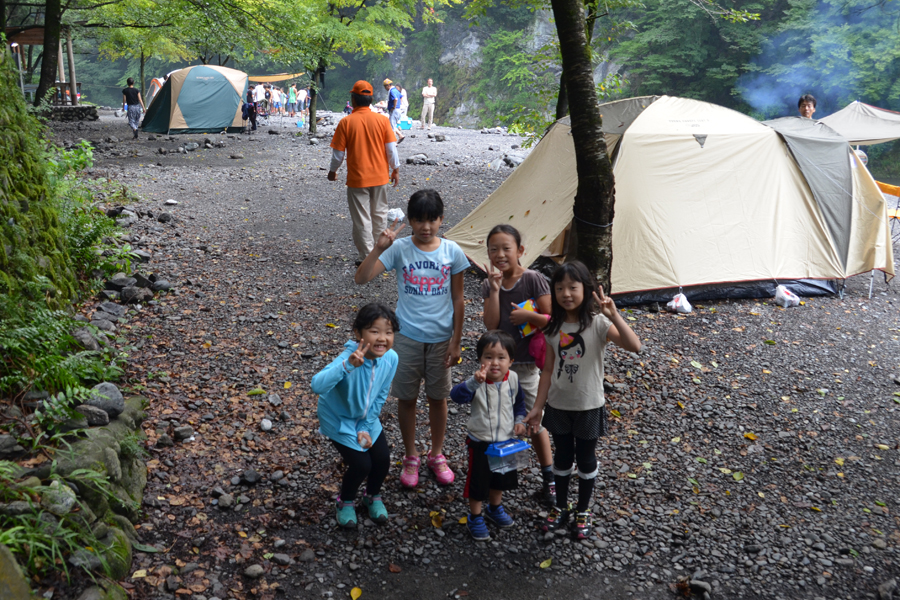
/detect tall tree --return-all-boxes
[35,0,62,106]
[547,0,615,286]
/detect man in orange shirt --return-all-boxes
[328,80,401,264]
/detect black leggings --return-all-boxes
[331,432,390,502]
[551,433,598,512]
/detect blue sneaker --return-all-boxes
[467,513,490,541]
[484,503,514,528]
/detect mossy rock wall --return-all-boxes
[0,46,77,310]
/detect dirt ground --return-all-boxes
[48,112,900,600]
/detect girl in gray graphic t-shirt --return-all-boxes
[525,261,643,541]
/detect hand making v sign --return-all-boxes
[374,219,406,251]
[348,341,370,368]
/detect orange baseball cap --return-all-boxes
[350,80,373,95]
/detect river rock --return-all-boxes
[105,276,136,291]
[157,212,173,223]
[173,426,194,441]
[99,301,127,317]
[151,280,172,292]
[244,564,265,578]
[41,480,77,515]
[72,327,101,351]
[86,382,125,418]
[0,544,32,600]
[75,404,110,426]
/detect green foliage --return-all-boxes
[0,461,111,580]
[738,0,900,117]
[611,0,773,108]
[0,309,125,399]
[33,387,93,438]
[119,430,149,461]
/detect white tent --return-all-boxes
[446,96,894,300]
[818,101,900,145]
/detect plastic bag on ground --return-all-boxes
[774,285,800,308]
[666,293,692,314]
[386,208,405,223]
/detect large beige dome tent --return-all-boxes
[446,96,894,302]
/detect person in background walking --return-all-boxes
[122,78,145,140]
[288,84,297,118]
[384,79,405,143]
[421,78,437,130]
[327,80,401,264]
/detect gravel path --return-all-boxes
[51,113,900,600]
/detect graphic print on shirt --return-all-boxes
[401,261,452,296]
[556,331,585,382]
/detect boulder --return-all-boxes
[99,527,132,580]
[0,544,32,600]
[86,383,125,418]
[75,404,110,426]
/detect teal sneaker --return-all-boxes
[363,495,388,524]
[335,498,357,529]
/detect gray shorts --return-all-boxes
[391,332,452,400]
[511,363,543,433]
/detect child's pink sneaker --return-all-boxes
[400,455,420,488]
[427,454,455,485]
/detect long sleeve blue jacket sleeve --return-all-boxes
[310,348,354,396]
[513,384,526,423]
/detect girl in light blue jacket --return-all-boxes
[313,304,399,528]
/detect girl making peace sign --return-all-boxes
[525,261,642,540]
[312,304,400,529]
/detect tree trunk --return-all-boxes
[0,0,7,31]
[550,0,615,290]
[35,0,62,107]
[555,72,568,119]
[308,59,325,135]
[139,50,145,98]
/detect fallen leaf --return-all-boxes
[540,558,552,569]
[876,444,890,450]
[671,437,681,443]
[677,401,685,409]
[284,382,292,389]
[691,361,702,369]
[326,323,338,328]
[430,511,443,528]
[733,472,744,481]
[764,340,776,345]
[247,388,265,396]
[695,457,707,464]
[458,516,467,524]
[388,563,402,573]
[719,468,732,474]
[132,542,161,553]
[351,587,363,600]
[744,432,758,441]
[610,409,621,418]
[132,569,148,579]
[835,457,844,467]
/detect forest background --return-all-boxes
[5,0,900,175]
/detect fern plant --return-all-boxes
[0,309,124,398]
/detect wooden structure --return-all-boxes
[5,26,79,105]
